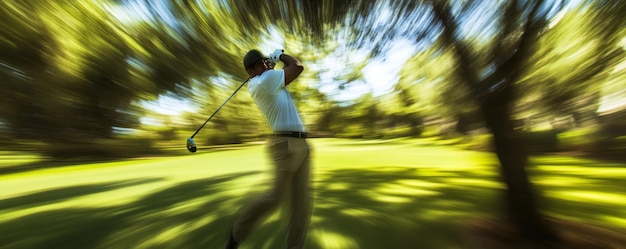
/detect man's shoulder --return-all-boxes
[259,69,283,79]
[254,70,285,93]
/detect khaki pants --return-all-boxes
[233,137,312,248]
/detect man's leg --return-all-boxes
[231,137,295,244]
[286,139,312,249]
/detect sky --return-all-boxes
[106,1,413,120]
[143,42,417,113]
[113,1,421,119]
[139,39,418,123]
[317,39,418,102]
[114,0,624,122]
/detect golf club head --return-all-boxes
[186,137,197,153]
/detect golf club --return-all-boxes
[187,77,251,153]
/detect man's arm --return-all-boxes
[280,54,304,86]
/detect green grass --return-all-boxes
[0,138,624,249]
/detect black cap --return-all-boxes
[243,50,266,69]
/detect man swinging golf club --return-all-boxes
[225,49,312,249]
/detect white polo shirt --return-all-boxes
[247,69,306,132]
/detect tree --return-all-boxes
[428,0,565,241]
[395,45,477,135]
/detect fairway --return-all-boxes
[0,138,624,249]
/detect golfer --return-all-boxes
[225,49,312,249]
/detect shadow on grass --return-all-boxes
[527,166,626,232]
[1,165,623,249]
[0,178,164,211]
[0,172,259,249]
[301,167,504,249]
[0,165,505,249]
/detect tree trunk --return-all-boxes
[480,86,558,242]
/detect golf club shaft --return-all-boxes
[190,77,251,138]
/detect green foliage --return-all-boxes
[204,132,242,146]
[462,133,493,151]
[397,46,476,118]
[613,136,626,150]
[1,0,624,160]
[420,126,442,138]
[380,125,423,139]
[521,4,625,118]
[522,130,560,153]
[335,124,369,139]
[154,126,177,141]
[557,127,600,151]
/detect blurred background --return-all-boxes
[0,0,624,159]
[1,1,625,248]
